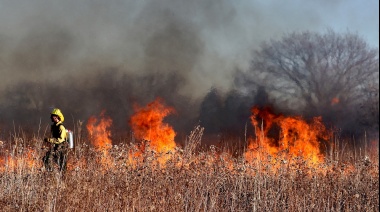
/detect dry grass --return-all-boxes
[0,130,378,212]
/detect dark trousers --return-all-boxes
[43,142,69,171]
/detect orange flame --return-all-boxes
[86,110,113,167]
[0,148,39,172]
[246,106,331,167]
[129,98,176,154]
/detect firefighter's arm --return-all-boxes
[46,138,60,144]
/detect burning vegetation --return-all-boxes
[245,106,331,168]
[86,110,113,167]
[0,1,378,208]
[0,98,378,211]
[130,98,177,154]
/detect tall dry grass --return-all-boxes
[0,127,378,211]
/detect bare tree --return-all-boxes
[241,30,379,131]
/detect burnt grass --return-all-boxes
[0,137,378,212]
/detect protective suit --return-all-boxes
[43,108,69,171]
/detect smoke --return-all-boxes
[0,0,378,141]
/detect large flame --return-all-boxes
[129,98,176,153]
[86,110,113,167]
[246,106,331,166]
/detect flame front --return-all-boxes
[129,98,176,153]
[86,110,113,167]
[87,110,113,151]
[246,106,331,166]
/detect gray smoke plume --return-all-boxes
[0,0,378,142]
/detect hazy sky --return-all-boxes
[0,0,378,98]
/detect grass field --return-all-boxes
[0,126,378,212]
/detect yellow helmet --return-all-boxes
[51,108,64,122]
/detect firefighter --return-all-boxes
[43,108,68,172]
